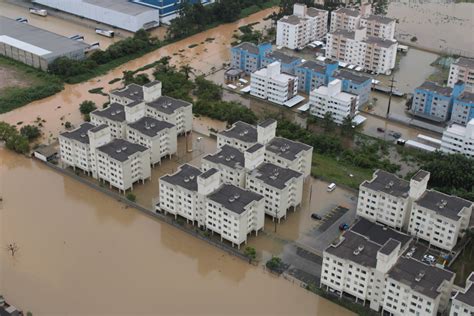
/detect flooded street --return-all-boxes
[388,0,474,56]
[0,147,354,316]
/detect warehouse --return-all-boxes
[0,16,89,71]
[35,0,160,32]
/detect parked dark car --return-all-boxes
[377,127,385,132]
[311,213,322,220]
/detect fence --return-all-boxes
[44,161,251,262]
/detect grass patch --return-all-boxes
[0,56,63,114]
[311,154,373,190]
[188,43,199,49]
[108,78,121,84]
[88,87,107,96]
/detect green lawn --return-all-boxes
[311,154,373,190]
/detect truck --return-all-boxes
[29,8,47,17]
[95,28,114,38]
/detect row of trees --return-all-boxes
[0,122,40,154]
[48,30,158,82]
[167,0,275,40]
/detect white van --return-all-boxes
[327,183,336,192]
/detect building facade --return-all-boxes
[132,0,215,23]
[230,42,272,75]
[295,60,339,94]
[276,4,328,50]
[309,79,359,124]
[250,61,298,105]
[448,57,474,92]
[450,272,474,316]
[440,119,474,158]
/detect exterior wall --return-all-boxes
[264,148,312,178]
[59,136,92,172]
[36,0,160,32]
[451,99,474,125]
[159,181,201,223]
[90,114,127,139]
[440,121,474,158]
[230,43,272,74]
[134,0,214,22]
[217,134,256,151]
[0,42,50,71]
[295,62,338,93]
[146,105,192,135]
[360,18,395,40]
[450,299,474,316]
[357,187,410,230]
[448,62,474,93]
[201,161,246,188]
[412,89,452,121]
[330,11,360,33]
[250,65,298,105]
[126,125,177,165]
[276,21,300,50]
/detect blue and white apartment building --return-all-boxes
[133,0,215,23]
[230,42,372,106]
[412,81,474,125]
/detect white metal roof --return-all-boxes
[283,95,305,107]
[0,35,51,56]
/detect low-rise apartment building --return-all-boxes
[383,257,454,316]
[441,119,474,158]
[276,4,328,50]
[91,103,127,139]
[321,218,412,311]
[357,169,429,230]
[202,145,247,187]
[359,14,396,40]
[217,119,276,151]
[265,136,313,178]
[246,162,303,221]
[452,90,474,126]
[261,51,302,75]
[448,57,474,92]
[330,7,361,33]
[206,184,264,248]
[309,79,359,124]
[330,69,372,106]
[250,61,298,105]
[408,190,472,251]
[450,272,474,316]
[146,96,192,135]
[230,42,272,75]
[326,27,397,75]
[126,116,177,166]
[295,59,339,94]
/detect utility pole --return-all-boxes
[384,76,396,141]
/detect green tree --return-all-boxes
[244,246,257,260]
[322,112,335,132]
[180,64,194,80]
[79,100,97,115]
[373,0,388,15]
[20,125,41,141]
[340,115,353,136]
[64,121,72,129]
[126,193,137,202]
[266,256,282,271]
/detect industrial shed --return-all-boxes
[0,16,89,70]
[35,0,160,32]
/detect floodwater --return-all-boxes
[388,0,474,56]
[0,7,276,142]
[0,0,124,48]
[0,146,354,316]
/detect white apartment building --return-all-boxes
[109,81,162,106]
[265,136,313,178]
[159,164,213,226]
[326,27,397,75]
[95,138,151,193]
[202,145,247,187]
[383,257,454,316]
[408,190,473,251]
[91,103,128,139]
[441,119,474,158]
[357,170,429,230]
[126,116,177,166]
[206,184,264,248]
[146,96,193,135]
[309,79,359,124]
[246,162,303,221]
[217,119,276,151]
[59,123,110,174]
[330,4,395,40]
[250,61,298,105]
[276,4,328,50]
[448,57,474,92]
[321,218,412,311]
[450,272,474,316]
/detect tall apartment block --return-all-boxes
[276,4,328,50]
[448,57,474,92]
[440,118,474,158]
[309,78,359,124]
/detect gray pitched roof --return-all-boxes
[388,257,454,299]
[417,81,453,97]
[333,69,371,84]
[351,217,412,248]
[333,7,360,17]
[361,170,410,198]
[326,231,381,268]
[208,184,263,215]
[331,29,355,39]
[233,42,259,54]
[280,15,302,25]
[265,51,300,65]
[454,273,474,306]
[454,57,474,69]
[202,145,244,170]
[111,83,143,102]
[160,164,202,192]
[297,60,331,73]
[92,103,126,123]
[60,122,95,144]
[127,116,174,137]
[200,168,219,179]
[147,96,191,115]
[266,137,312,161]
[306,7,327,17]
[97,138,147,162]
[246,143,264,154]
[415,190,472,221]
[364,36,397,48]
[219,121,258,143]
[248,162,302,190]
[363,14,395,24]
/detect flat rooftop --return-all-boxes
[388,257,454,299]
[266,137,312,161]
[84,0,158,15]
[333,69,371,84]
[351,217,412,248]
[91,103,126,123]
[233,42,259,55]
[364,36,397,48]
[111,84,144,102]
[456,91,474,103]
[333,7,360,17]
[160,164,202,192]
[415,190,472,221]
[454,272,474,307]
[248,162,302,190]
[297,60,334,73]
[0,16,89,61]
[97,138,147,162]
[202,145,245,170]
[454,57,474,69]
[265,51,301,65]
[60,122,95,144]
[127,116,174,137]
[417,81,453,97]
[219,121,258,144]
[361,169,410,198]
[147,96,191,115]
[326,231,381,268]
[208,184,263,215]
[280,15,302,25]
[364,14,395,24]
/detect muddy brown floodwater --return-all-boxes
[0,146,354,316]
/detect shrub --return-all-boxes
[126,193,136,202]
